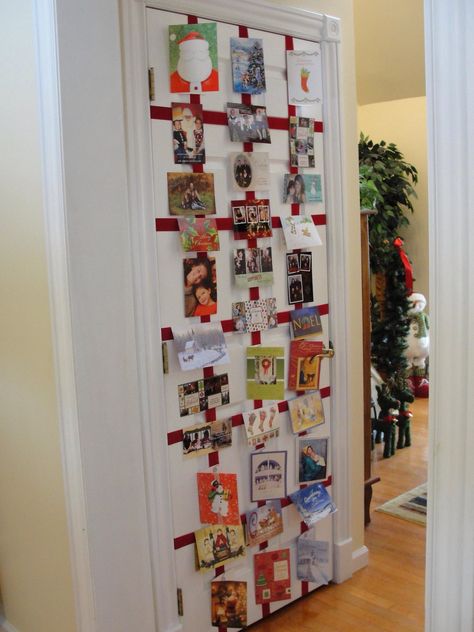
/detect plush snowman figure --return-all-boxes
[170,31,219,93]
[405,292,430,397]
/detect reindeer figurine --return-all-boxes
[373,384,400,458]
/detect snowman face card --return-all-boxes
[230,37,266,95]
[169,23,219,94]
[197,472,240,525]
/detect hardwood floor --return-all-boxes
[248,398,428,631]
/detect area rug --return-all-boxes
[375,483,427,526]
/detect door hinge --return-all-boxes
[148,67,155,101]
[177,587,183,616]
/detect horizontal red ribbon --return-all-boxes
[155,214,326,232]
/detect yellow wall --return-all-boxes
[270,0,365,553]
[358,97,429,305]
[0,2,76,631]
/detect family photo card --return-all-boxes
[287,252,314,304]
[250,450,287,502]
[231,199,272,240]
[177,217,220,252]
[178,373,230,417]
[245,501,283,547]
[227,103,270,143]
[254,549,291,604]
[232,298,278,334]
[233,247,273,288]
[168,172,216,216]
[195,524,246,572]
[211,580,247,629]
[289,115,315,168]
[197,472,240,525]
[246,346,285,401]
[230,37,266,94]
[242,403,280,446]
[169,23,219,94]
[173,322,229,371]
[230,152,270,192]
[171,102,205,164]
[288,391,325,434]
[283,174,323,205]
[182,421,216,459]
[183,256,217,317]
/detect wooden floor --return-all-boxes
[249,398,428,631]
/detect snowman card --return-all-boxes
[169,23,219,94]
[197,472,240,525]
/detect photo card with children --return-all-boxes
[288,391,325,434]
[173,322,229,371]
[253,548,292,604]
[230,152,270,192]
[211,580,248,629]
[289,115,315,168]
[169,23,219,94]
[245,501,283,547]
[197,472,240,525]
[230,37,266,94]
[231,199,272,240]
[178,373,229,417]
[288,340,324,391]
[182,421,216,459]
[183,256,217,317]
[226,103,270,143]
[242,403,280,447]
[171,102,205,164]
[246,346,285,401]
[282,215,322,250]
[233,247,273,288]
[250,450,287,502]
[287,252,314,304]
[283,174,323,205]
[297,436,329,483]
[168,172,216,216]
[177,217,219,252]
[195,524,246,573]
[232,298,278,334]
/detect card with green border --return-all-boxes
[246,346,285,400]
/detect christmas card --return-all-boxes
[168,172,216,216]
[297,436,329,483]
[288,391,325,434]
[286,49,322,106]
[287,252,314,304]
[282,215,322,250]
[210,418,233,450]
[211,580,247,628]
[195,524,246,573]
[178,373,230,417]
[169,23,219,94]
[226,103,270,143]
[183,256,217,317]
[289,116,315,168]
[289,482,336,526]
[283,174,323,205]
[197,472,240,525]
[230,37,266,94]
[233,247,273,288]
[231,199,272,240]
[232,298,278,334]
[177,217,219,252]
[250,450,287,502]
[245,501,283,547]
[171,102,205,164]
[246,346,285,401]
[254,549,292,604]
[287,340,324,391]
[182,421,216,459]
[173,322,228,371]
[242,403,280,447]
[230,152,270,192]
[290,306,322,339]
[296,534,329,584]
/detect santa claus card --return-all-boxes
[288,340,324,391]
[254,549,292,604]
[169,24,219,94]
[197,472,240,525]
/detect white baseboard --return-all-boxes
[352,545,369,573]
[0,614,19,632]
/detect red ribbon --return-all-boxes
[393,237,413,294]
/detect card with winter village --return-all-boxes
[289,482,336,527]
[182,421,217,459]
[211,580,248,629]
[297,436,329,484]
[168,172,216,216]
[241,403,280,447]
[171,102,205,164]
[286,50,322,106]
[169,23,219,94]
[230,152,270,192]
[195,524,246,573]
[246,346,285,401]
[296,533,329,584]
[250,450,287,502]
[233,247,273,288]
[183,256,217,317]
[288,340,324,391]
[288,391,325,434]
[197,472,240,525]
[172,322,229,371]
[287,252,314,304]
[282,215,322,250]
[245,501,283,547]
[289,116,315,168]
[230,37,266,94]
[253,548,291,604]
[232,298,278,334]
[231,199,272,240]
[290,306,322,339]
[177,373,230,417]
[177,217,220,253]
[283,174,323,205]
[226,103,271,143]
